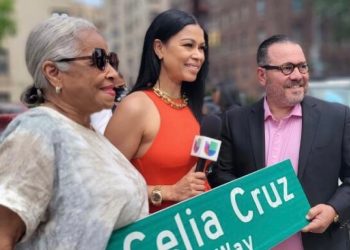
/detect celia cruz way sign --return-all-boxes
[107,160,310,250]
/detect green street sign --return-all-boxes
[107,160,310,250]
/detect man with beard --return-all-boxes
[208,34,350,250]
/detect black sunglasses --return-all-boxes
[56,48,119,71]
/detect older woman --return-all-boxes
[0,15,148,250]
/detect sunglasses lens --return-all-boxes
[93,48,107,71]
[92,49,119,71]
[109,52,119,70]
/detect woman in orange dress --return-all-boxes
[105,9,209,213]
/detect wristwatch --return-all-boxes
[150,186,162,206]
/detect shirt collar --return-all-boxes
[264,97,302,121]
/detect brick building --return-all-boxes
[183,0,350,101]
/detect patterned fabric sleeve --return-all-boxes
[0,121,55,241]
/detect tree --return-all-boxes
[314,0,350,41]
[0,0,16,46]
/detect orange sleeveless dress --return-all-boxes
[131,90,199,213]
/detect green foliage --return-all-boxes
[314,0,350,41]
[0,0,16,45]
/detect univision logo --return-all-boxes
[193,138,201,153]
[204,141,218,156]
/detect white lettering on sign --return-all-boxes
[121,174,298,250]
[123,232,145,250]
[230,176,295,222]
[187,208,204,246]
[230,187,253,223]
[156,230,178,249]
[123,209,224,250]
[214,235,253,250]
[202,210,224,240]
[278,176,295,201]
[234,235,253,250]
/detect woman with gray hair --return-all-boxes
[0,14,148,250]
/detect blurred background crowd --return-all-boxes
[0,0,349,131]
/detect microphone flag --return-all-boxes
[191,135,221,161]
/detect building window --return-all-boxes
[292,24,302,43]
[256,0,265,16]
[0,48,9,75]
[209,30,221,48]
[149,11,159,21]
[241,6,250,21]
[292,0,303,12]
[112,44,119,53]
[112,29,119,37]
[240,33,248,50]
[257,30,267,44]
[0,92,10,102]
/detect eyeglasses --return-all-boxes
[56,48,119,71]
[260,62,309,76]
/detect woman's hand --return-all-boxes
[166,166,207,202]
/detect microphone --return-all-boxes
[191,114,222,172]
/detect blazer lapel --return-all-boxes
[249,99,265,169]
[298,96,320,179]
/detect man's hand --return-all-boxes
[302,204,338,233]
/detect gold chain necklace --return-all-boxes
[152,86,188,109]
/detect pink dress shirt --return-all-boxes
[264,98,304,250]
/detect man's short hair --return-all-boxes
[257,34,297,66]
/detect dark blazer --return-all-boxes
[208,96,350,250]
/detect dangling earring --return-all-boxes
[55,86,62,94]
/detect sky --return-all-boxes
[76,0,102,6]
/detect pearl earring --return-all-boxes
[55,86,62,94]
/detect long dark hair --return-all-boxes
[131,9,209,122]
